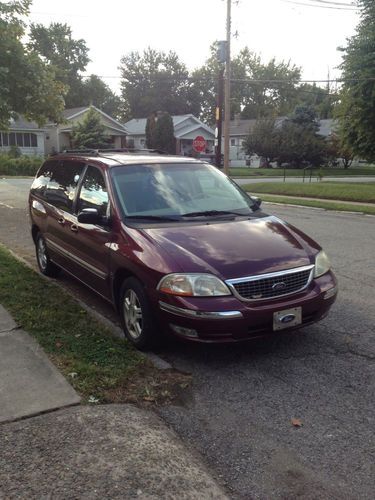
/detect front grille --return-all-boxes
[229,267,313,301]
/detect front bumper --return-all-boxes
[155,271,338,343]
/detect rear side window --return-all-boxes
[45,160,85,213]
[30,160,57,199]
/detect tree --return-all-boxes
[326,134,354,168]
[153,112,175,154]
[336,0,375,161]
[296,83,337,119]
[0,0,65,129]
[119,48,199,119]
[28,22,90,108]
[242,119,281,167]
[276,106,325,167]
[192,44,301,125]
[145,112,157,149]
[80,75,122,119]
[71,108,109,149]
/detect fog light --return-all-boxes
[170,324,198,338]
[324,286,337,300]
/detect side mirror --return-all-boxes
[252,196,262,209]
[77,208,102,225]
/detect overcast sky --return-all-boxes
[28,0,360,93]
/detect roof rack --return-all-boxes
[60,148,168,157]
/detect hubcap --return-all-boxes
[37,238,48,270]
[123,289,143,340]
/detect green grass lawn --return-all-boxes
[256,195,375,216]
[229,167,375,177]
[0,246,189,404]
[243,181,375,203]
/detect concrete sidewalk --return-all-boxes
[0,305,227,498]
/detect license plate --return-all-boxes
[273,307,302,331]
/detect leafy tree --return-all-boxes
[71,108,109,149]
[242,119,281,167]
[153,112,175,154]
[336,0,375,161]
[28,22,90,108]
[119,48,199,119]
[325,134,354,168]
[296,83,337,119]
[0,0,65,129]
[277,106,325,167]
[192,44,301,125]
[80,75,122,119]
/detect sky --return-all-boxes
[28,0,360,93]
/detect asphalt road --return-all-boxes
[0,178,374,499]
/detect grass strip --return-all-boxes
[0,246,188,404]
[229,167,375,177]
[253,194,375,215]
[243,181,375,203]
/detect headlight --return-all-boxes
[158,273,231,297]
[314,250,331,278]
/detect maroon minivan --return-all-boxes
[29,150,337,349]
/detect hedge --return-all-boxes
[0,154,43,176]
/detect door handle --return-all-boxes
[57,217,65,225]
[70,224,79,233]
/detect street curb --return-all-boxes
[1,245,173,371]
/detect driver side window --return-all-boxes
[77,166,109,218]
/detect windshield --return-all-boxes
[110,163,257,220]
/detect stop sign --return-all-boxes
[192,135,206,153]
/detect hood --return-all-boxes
[143,215,320,280]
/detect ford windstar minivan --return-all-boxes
[29,150,337,349]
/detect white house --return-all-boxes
[0,117,46,156]
[125,114,215,155]
[45,105,128,155]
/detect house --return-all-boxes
[124,114,215,155]
[0,117,46,156]
[45,105,128,155]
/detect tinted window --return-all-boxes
[46,161,84,212]
[77,166,109,217]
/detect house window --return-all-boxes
[140,139,145,146]
[2,133,9,146]
[30,133,37,147]
[24,133,31,147]
[16,133,23,147]
[9,133,16,146]
[230,139,235,146]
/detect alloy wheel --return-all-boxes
[123,289,143,340]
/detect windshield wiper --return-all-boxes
[181,210,247,218]
[125,215,181,221]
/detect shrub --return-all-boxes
[0,154,43,176]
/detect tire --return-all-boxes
[120,277,160,350]
[35,233,61,278]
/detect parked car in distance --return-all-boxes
[29,149,337,350]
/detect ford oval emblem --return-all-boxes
[272,281,286,292]
[280,314,296,324]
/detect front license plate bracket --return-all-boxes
[273,307,302,331]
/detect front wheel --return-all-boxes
[120,277,160,350]
[35,233,61,278]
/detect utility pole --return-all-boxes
[215,67,224,168]
[223,0,231,175]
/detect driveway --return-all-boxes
[0,178,374,499]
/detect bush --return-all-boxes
[0,154,43,176]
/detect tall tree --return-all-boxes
[0,0,65,129]
[153,112,175,154]
[242,119,281,167]
[28,22,90,108]
[336,0,375,161]
[119,48,199,119]
[191,44,301,125]
[80,75,122,119]
[296,83,337,119]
